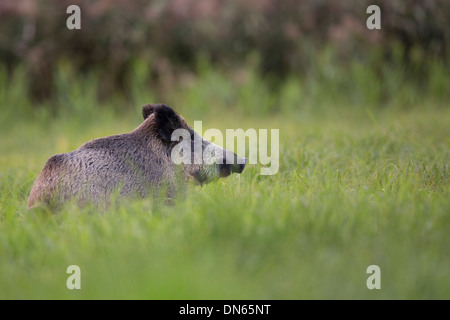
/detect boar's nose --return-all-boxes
[231,157,248,174]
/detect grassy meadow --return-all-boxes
[0,62,449,299]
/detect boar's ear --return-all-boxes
[154,104,182,142]
[142,104,155,119]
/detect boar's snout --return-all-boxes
[219,155,247,177]
[231,157,247,174]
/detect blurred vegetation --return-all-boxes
[0,0,449,115]
[1,1,449,300]
[1,102,449,299]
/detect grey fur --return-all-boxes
[27,104,246,209]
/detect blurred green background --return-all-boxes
[0,0,449,118]
[0,0,449,299]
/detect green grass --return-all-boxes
[0,62,449,299]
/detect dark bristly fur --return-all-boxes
[27,104,247,209]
